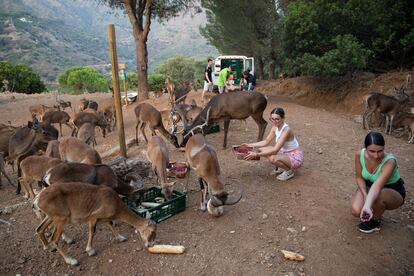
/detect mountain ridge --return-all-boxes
[0,0,217,83]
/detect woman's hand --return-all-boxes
[244,151,258,160]
[360,206,373,222]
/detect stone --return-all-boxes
[262,214,268,219]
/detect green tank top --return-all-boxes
[360,149,400,185]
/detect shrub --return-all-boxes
[0,61,46,93]
[58,66,109,94]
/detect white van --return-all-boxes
[212,55,254,88]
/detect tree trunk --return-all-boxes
[125,0,152,101]
[268,60,276,80]
[257,56,265,80]
[135,37,149,101]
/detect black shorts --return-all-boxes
[365,178,406,200]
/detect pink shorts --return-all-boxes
[283,149,304,170]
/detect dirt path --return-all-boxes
[0,89,413,276]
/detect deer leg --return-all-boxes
[0,154,14,187]
[223,119,231,149]
[388,114,394,135]
[16,156,22,195]
[135,120,140,145]
[51,220,79,266]
[141,123,149,144]
[59,123,63,137]
[384,115,390,134]
[251,113,268,141]
[364,109,375,130]
[36,216,53,250]
[108,221,127,242]
[199,178,208,211]
[85,220,97,256]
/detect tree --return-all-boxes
[154,56,200,83]
[200,0,282,79]
[282,0,414,75]
[0,61,46,94]
[92,0,198,101]
[58,66,109,94]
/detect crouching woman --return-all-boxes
[243,107,304,181]
[351,132,406,233]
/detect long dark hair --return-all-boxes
[270,107,285,119]
[364,131,385,148]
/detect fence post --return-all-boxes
[108,24,127,158]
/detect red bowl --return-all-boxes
[232,146,260,160]
[168,162,189,178]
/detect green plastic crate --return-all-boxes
[123,187,186,223]
[204,123,220,134]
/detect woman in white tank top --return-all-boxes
[243,107,304,181]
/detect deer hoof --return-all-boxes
[46,243,57,252]
[86,248,97,256]
[65,257,79,266]
[200,202,207,212]
[63,237,74,245]
[116,235,127,242]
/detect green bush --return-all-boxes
[148,74,166,91]
[0,61,46,93]
[154,56,201,84]
[58,66,109,94]
[126,72,138,89]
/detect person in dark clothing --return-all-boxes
[202,58,213,104]
[242,70,256,91]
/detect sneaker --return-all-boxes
[277,170,295,181]
[270,167,284,176]
[358,219,381,234]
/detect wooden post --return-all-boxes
[108,24,127,158]
[123,78,128,106]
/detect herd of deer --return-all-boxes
[362,74,414,142]
[1,73,413,266]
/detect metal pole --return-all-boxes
[108,24,127,158]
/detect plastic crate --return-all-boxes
[204,123,220,134]
[123,187,186,223]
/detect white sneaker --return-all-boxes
[277,170,295,181]
[270,167,285,176]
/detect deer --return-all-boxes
[8,120,58,194]
[391,111,414,143]
[29,104,56,120]
[55,94,72,111]
[42,162,144,200]
[145,136,175,198]
[59,137,102,165]
[362,88,413,134]
[33,182,156,266]
[177,91,268,149]
[42,110,73,137]
[77,122,96,146]
[78,98,98,112]
[185,134,242,216]
[99,98,116,131]
[71,111,109,138]
[134,103,179,147]
[45,140,61,159]
[19,155,62,198]
[0,123,17,187]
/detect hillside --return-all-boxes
[0,0,218,83]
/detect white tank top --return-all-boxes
[275,123,299,152]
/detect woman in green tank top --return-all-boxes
[351,132,405,234]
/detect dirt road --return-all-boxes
[0,89,412,276]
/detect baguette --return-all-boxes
[147,244,186,254]
[281,250,305,261]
